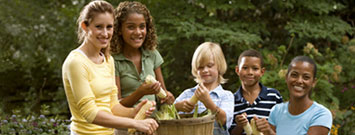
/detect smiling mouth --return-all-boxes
[132,37,144,43]
[98,38,109,44]
[294,86,303,91]
[201,75,210,78]
[245,77,254,80]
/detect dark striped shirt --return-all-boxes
[229,83,282,134]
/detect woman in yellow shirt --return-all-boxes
[62,1,158,134]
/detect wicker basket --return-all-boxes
[155,114,215,135]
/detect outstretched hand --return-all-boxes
[254,116,275,135]
[194,83,212,104]
[134,100,156,118]
[175,99,195,112]
[134,118,159,135]
[137,82,161,95]
[160,91,175,104]
[235,113,249,128]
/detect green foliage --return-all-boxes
[0,0,354,133]
[0,0,76,115]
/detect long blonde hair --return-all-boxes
[191,42,227,84]
[76,0,114,58]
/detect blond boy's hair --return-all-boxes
[191,42,227,84]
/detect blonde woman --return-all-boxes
[62,1,158,134]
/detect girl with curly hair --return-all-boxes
[110,1,175,107]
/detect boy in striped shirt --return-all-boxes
[229,49,283,135]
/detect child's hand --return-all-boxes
[254,117,275,135]
[194,83,212,104]
[235,113,249,128]
[160,91,175,104]
[175,99,195,112]
[137,82,160,95]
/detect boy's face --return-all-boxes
[235,56,265,87]
[197,57,219,85]
[286,61,316,99]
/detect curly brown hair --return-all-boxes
[110,1,157,54]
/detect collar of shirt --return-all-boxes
[190,84,224,98]
[234,83,268,102]
[113,47,150,61]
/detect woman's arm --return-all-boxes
[307,126,330,135]
[112,100,156,118]
[154,67,175,104]
[92,110,158,134]
[111,101,135,118]
[307,106,332,135]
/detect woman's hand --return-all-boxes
[160,91,175,104]
[175,99,195,112]
[134,100,156,118]
[254,117,276,135]
[136,82,160,95]
[235,113,249,128]
[134,118,159,135]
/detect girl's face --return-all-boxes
[286,61,316,99]
[121,13,147,49]
[197,56,219,85]
[236,56,264,88]
[85,12,114,49]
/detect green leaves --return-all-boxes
[286,16,353,43]
[0,0,354,133]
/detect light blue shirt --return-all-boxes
[175,85,234,134]
[269,101,332,135]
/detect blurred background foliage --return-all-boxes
[0,0,354,134]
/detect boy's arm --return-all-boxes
[194,84,227,125]
[230,125,244,135]
[275,90,283,103]
[174,90,195,112]
[221,92,234,128]
[230,114,248,135]
[175,99,195,112]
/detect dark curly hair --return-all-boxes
[110,1,157,54]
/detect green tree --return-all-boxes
[0,0,353,134]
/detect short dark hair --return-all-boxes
[287,56,317,78]
[237,49,264,67]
